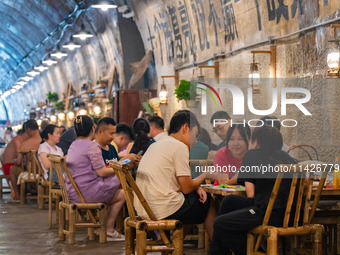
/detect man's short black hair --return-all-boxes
[258,115,281,131]
[148,116,164,130]
[251,125,283,151]
[25,119,39,131]
[210,111,231,124]
[168,110,200,135]
[116,123,135,141]
[97,117,116,133]
[6,127,13,132]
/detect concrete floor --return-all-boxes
[0,194,205,255]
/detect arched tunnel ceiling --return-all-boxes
[0,0,99,92]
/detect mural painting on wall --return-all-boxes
[139,0,335,69]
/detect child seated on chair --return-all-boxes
[210,125,297,255]
[65,115,125,241]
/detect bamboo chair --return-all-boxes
[188,159,213,250]
[0,173,11,199]
[47,155,107,244]
[19,150,42,204]
[43,154,63,228]
[36,156,51,210]
[110,161,183,255]
[247,164,331,255]
[0,157,11,199]
[288,144,320,162]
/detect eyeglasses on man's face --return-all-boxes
[212,124,225,133]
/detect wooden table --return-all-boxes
[201,185,246,197]
[312,188,340,200]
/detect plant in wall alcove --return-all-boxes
[47,92,59,103]
[54,101,65,111]
[174,80,197,107]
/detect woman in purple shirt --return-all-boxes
[65,115,125,241]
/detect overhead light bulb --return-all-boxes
[27,70,40,77]
[21,76,33,82]
[42,58,58,66]
[51,50,68,59]
[73,24,94,40]
[92,1,117,11]
[17,81,26,86]
[34,65,48,72]
[62,41,81,51]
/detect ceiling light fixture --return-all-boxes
[92,0,117,11]
[51,49,68,59]
[73,24,94,40]
[21,76,33,82]
[62,41,81,51]
[34,65,49,72]
[27,70,40,77]
[42,58,58,66]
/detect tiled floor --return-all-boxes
[0,194,205,255]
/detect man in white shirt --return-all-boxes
[148,116,168,141]
[134,110,216,239]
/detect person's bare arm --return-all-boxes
[177,176,205,194]
[96,167,115,177]
[245,181,255,198]
[120,153,140,166]
[14,139,22,165]
[39,152,50,171]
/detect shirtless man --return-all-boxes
[2,120,41,201]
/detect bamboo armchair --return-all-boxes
[188,159,213,250]
[47,155,107,244]
[247,164,331,255]
[0,157,11,199]
[42,153,63,228]
[110,161,183,255]
[0,173,10,199]
[19,150,42,204]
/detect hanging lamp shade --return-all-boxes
[92,0,117,11]
[51,47,68,59]
[73,24,94,40]
[27,68,40,77]
[34,64,48,72]
[42,55,58,66]
[62,37,81,51]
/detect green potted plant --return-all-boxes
[54,101,65,111]
[174,80,197,107]
[47,92,59,103]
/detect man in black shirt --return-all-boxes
[210,125,296,255]
[56,126,76,155]
[96,118,139,166]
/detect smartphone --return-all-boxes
[136,150,143,156]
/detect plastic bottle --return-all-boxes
[333,157,340,189]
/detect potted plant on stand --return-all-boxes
[174,80,197,108]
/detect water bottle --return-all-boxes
[333,157,340,189]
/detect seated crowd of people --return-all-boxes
[1,110,298,254]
